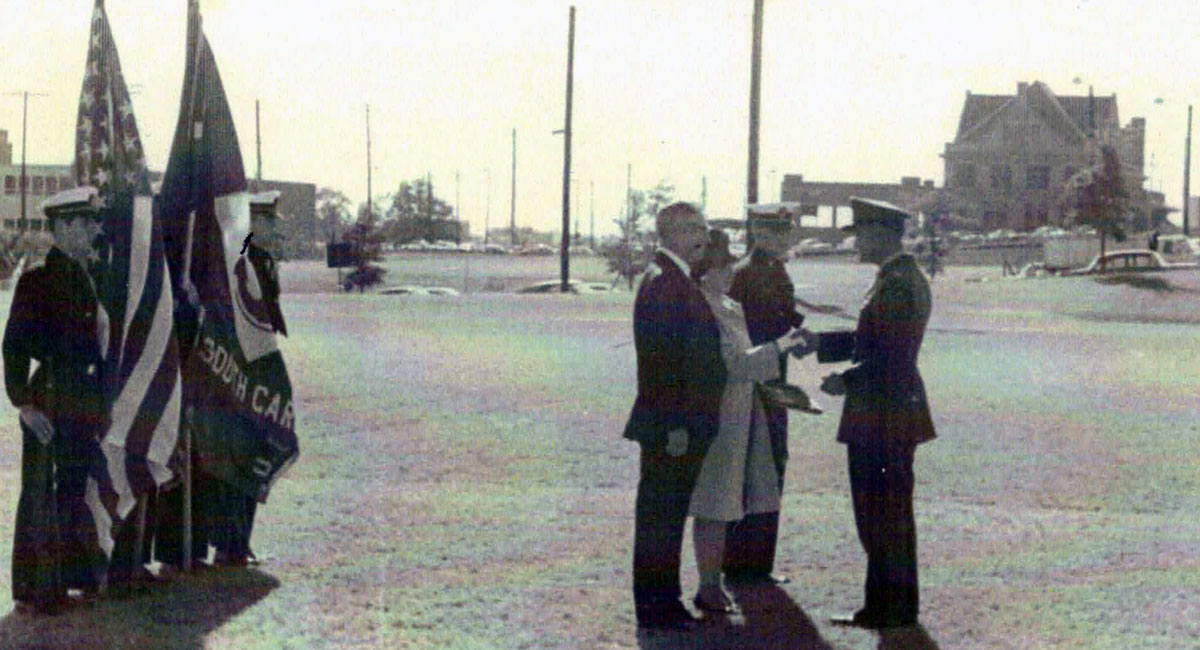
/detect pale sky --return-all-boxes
[2,0,1199,236]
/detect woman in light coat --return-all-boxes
[688,228,808,612]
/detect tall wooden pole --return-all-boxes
[747,0,763,209]
[255,99,262,188]
[1184,105,1192,236]
[589,179,595,248]
[510,129,517,247]
[560,6,576,292]
[746,0,764,247]
[366,104,372,223]
[20,91,28,228]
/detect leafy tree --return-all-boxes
[339,196,389,293]
[1066,145,1135,271]
[603,179,674,289]
[382,179,454,244]
[317,187,353,242]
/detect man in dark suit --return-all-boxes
[724,207,805,585]
[809,198,936,629]
[4,189,109,613]
[624,201,726,630]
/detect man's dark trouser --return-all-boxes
[212,482,257,560]
[847,443,918,623]
[724,406,786,577]
[632,443,703,621]
[12,422,65,605]
[152,462,214,567]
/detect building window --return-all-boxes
[990,165,1013,190]
[32,176,44,196]
[3,175,14,195]
[956,164,976,189]
[46,177,57,195]
[1026,166,1050,190]
[29,220,42,232]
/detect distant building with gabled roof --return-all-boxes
[942,81,1154,232]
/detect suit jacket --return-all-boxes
[623,251,726,452]
[817,253,936,447]
[3,248,106,433]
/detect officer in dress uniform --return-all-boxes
[211,190,287,567]
[808,198,937,628]
[3,188,108,613]
[723,206,805,585]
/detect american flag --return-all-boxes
[75,0,183,558]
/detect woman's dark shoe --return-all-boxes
[692,591,736,614]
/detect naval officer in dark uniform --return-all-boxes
[808,198,936,628]
[723,207,805,585]
[211,190,288,567]
[4,188,109,613]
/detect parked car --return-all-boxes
[380,285,461,296]
[516,280,614,294]
[1153,234,1200,264]
[518,244,555,256]
[1062,250,1188,275]
[483,243,509,254]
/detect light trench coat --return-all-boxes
[688,290,782,522]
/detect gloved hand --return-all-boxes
[665,428,688,457]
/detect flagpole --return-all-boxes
[180,0,203,573]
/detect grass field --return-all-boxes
[0,253,1198,649]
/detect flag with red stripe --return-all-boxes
[74,0,182,558]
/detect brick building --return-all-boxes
[779,174,939,230]
[942,81,1151,231]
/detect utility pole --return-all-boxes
[701,175,708,213]
[746,0,764,246]
[625,162,633,281]
[427,171,434,241]
[455,169,461,243]
[255,99,262,189]
[484,168,491,246]
[365,104,373,224]
[589,179,595,249]
[747,0,763,209]
[510,128,517,247]
[1184,105,1192,236]
[560,6,576,292]
[3,91,48,231]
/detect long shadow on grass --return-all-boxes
[636,584,835,650]
[0,568,278,650]
[878,624,940,650]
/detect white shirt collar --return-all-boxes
[657,246,692,278]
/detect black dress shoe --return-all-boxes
[830,609,883,628]
[726,570,790,585]
[637,603,697,630]
[692,594,736,614]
